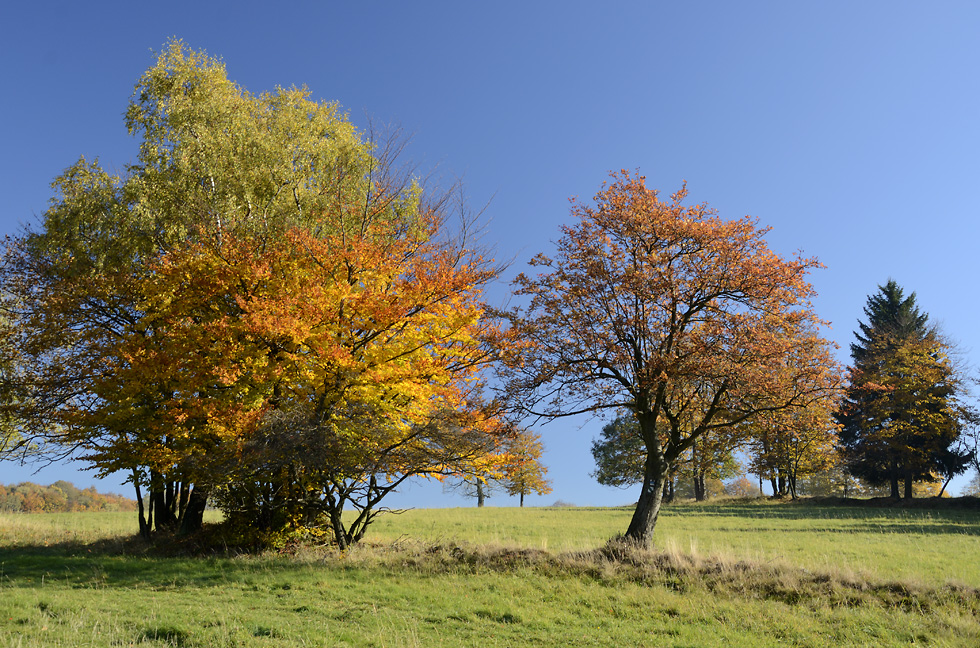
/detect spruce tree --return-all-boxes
[837,280,969,498]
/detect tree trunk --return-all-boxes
[134,479,150,540]
[329,505,348,551]
[520,491,525,507]
[179,485,209,535]
[624,454,668,548]
[903,475,914,500]
[175,482,191,529]
[150,472,178,532]
[937,475,952,498]
[476,481,485,508]
[152,490,178,531]
[890,476,900,499]
[694,473,706,502]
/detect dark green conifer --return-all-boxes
[837,280,968,498]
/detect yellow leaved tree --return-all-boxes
[1,41,508,545]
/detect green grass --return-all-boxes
[364,501,980,587]
[1,500,979,647]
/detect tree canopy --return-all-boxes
[499,171,839,547]
[1,41,508,546]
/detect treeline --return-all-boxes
[0,481,137,513]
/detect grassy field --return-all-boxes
[1,500,978,646]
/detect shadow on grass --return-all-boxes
[663,496,980,519]
[0,532,302,591]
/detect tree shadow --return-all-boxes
[662,498,980,536]
[0,533,308,591]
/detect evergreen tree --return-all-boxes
[837,281,969,498]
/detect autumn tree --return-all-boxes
[499,172,838,547]
[0,290,31,462]
[443,476,496,507]
[442,426,551,507]
[744,354,840,499]
[500,430,552,506]
[746,405,838,498]
[1,41,506,546]
[836,282,970,499]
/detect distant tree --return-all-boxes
[0,482,137,512]
[724,476,759,498]
[836,281,970,499]
[681,428,742,501]
[746,404,839,499]
[500,430,552,507]
[590,415,645,488]
[443,477,495,507]
[964,472,980,497]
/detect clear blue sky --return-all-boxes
[2,1,979,504]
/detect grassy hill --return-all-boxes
[1,499,978,646]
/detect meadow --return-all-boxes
[1,500,979,647]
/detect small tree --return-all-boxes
[590,415,646,488]
[963,472,980,497]
[747,405,838,499]
[500,430,552,506]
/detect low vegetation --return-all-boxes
[1,499,978,646]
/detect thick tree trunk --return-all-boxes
[890,476,900,499]
[150,472,178,532]
[179,486,209,535]
[624,455,668,548]
[520,491,525,507]
[175,482,191,529]
[694,473,706,502]
[476,481,485,508]
[329,506,348,551]
[152,489,178,531]
[903,475,914,500]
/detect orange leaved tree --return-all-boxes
[0,42,507,545]
[134,219,505,548]
[499,171,839,547]
[500,429,552,506]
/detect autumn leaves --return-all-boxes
[3,42,844,549]
[499,172,840,545]
[1,42,514,546]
